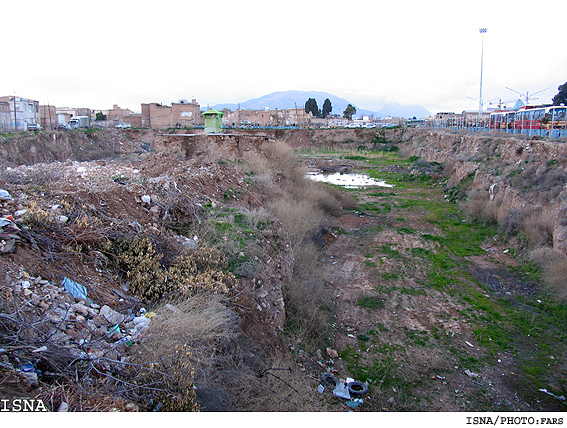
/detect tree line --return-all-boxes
[304,98,357,120]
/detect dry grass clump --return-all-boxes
[267,195,325,247]
[462,189,499,225]
[530,248,567,302]
[521,207,556,249]
[204,350,336,412]
[127,294,241,411]
[250,140,347,346]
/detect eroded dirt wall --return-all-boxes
[389,128,567,254]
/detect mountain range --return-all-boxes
[209,90,431,119]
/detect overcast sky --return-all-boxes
[3,0,566,115]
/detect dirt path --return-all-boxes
[318,173,564,412]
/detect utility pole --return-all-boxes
[13,93,17,132]
[506,87,548,106]
[479,28,487,126]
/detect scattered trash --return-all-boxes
[106,324,121,339]
[19,362,34,372]
[333,382,351,400]
[539,389,566,402]
[0,189,13,201]
[58,402,69,412]
[317,384,325,394]
[321,372,339,389]
[0,218,13,227]
[465,369,479,378]
[62,277,92,304]
[21,371,38,386]
[345,398,363,409]
[99,305,125,325]
[141,195,151,205]
[326,347,339,359]
[0,235,17,254]
[32,346,47,353]
[465,341,474,348]
[116,336,134,346]
[347,381,369,398]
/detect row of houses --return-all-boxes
[0,95,321,132]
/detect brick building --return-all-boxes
[40,105,57,130]
[141,99,202,128]
[222,107,312,127]
[107,105,134,126]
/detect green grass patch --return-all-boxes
[358,296,385,310]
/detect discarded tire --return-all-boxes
[320,373,339,389]
[347,381,368,397]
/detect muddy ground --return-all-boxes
[309,157,566,412]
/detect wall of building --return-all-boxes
[172,101,202,127]
[108,105,134,126]
[40,105,57,130]
[0,96,40,130]
[222,108,312,127]
[0,102,11,131]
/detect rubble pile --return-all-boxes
[0,134,296,411]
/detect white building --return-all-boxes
[0,96,40,131]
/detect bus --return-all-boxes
[545,106,567,130]
[489,110,516,129]
[514,106,548,130]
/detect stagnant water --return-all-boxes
[306,171,393,188]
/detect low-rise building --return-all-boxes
[0,96,40,130]
[108,105,134,127]
[222,107,312,127]
[40,105,57,130]
[0,102,11,132]
[141,99,202,128]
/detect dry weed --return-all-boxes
[267,195,325,247]
[136,294,240,411]
[530,247,567,302]
[522,208,556,249]
[463,189,499,225]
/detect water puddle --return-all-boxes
[306,171,393,188]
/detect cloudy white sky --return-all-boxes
[2,0,566,115]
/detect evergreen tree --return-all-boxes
[305,98,320,117]
[552,81,567,106]
[322,98,332,118]
[343,104,356,120]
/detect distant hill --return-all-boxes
[209,90,431,119]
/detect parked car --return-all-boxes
[115,123,131,129]
[27,124,43,131]
[363,123,376,128]
[55,124,69,130]
[346,123,360,128]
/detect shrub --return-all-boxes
[102,236,236,301]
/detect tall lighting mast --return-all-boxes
[479,28,487,126]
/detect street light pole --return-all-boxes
[479,28,487,127]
